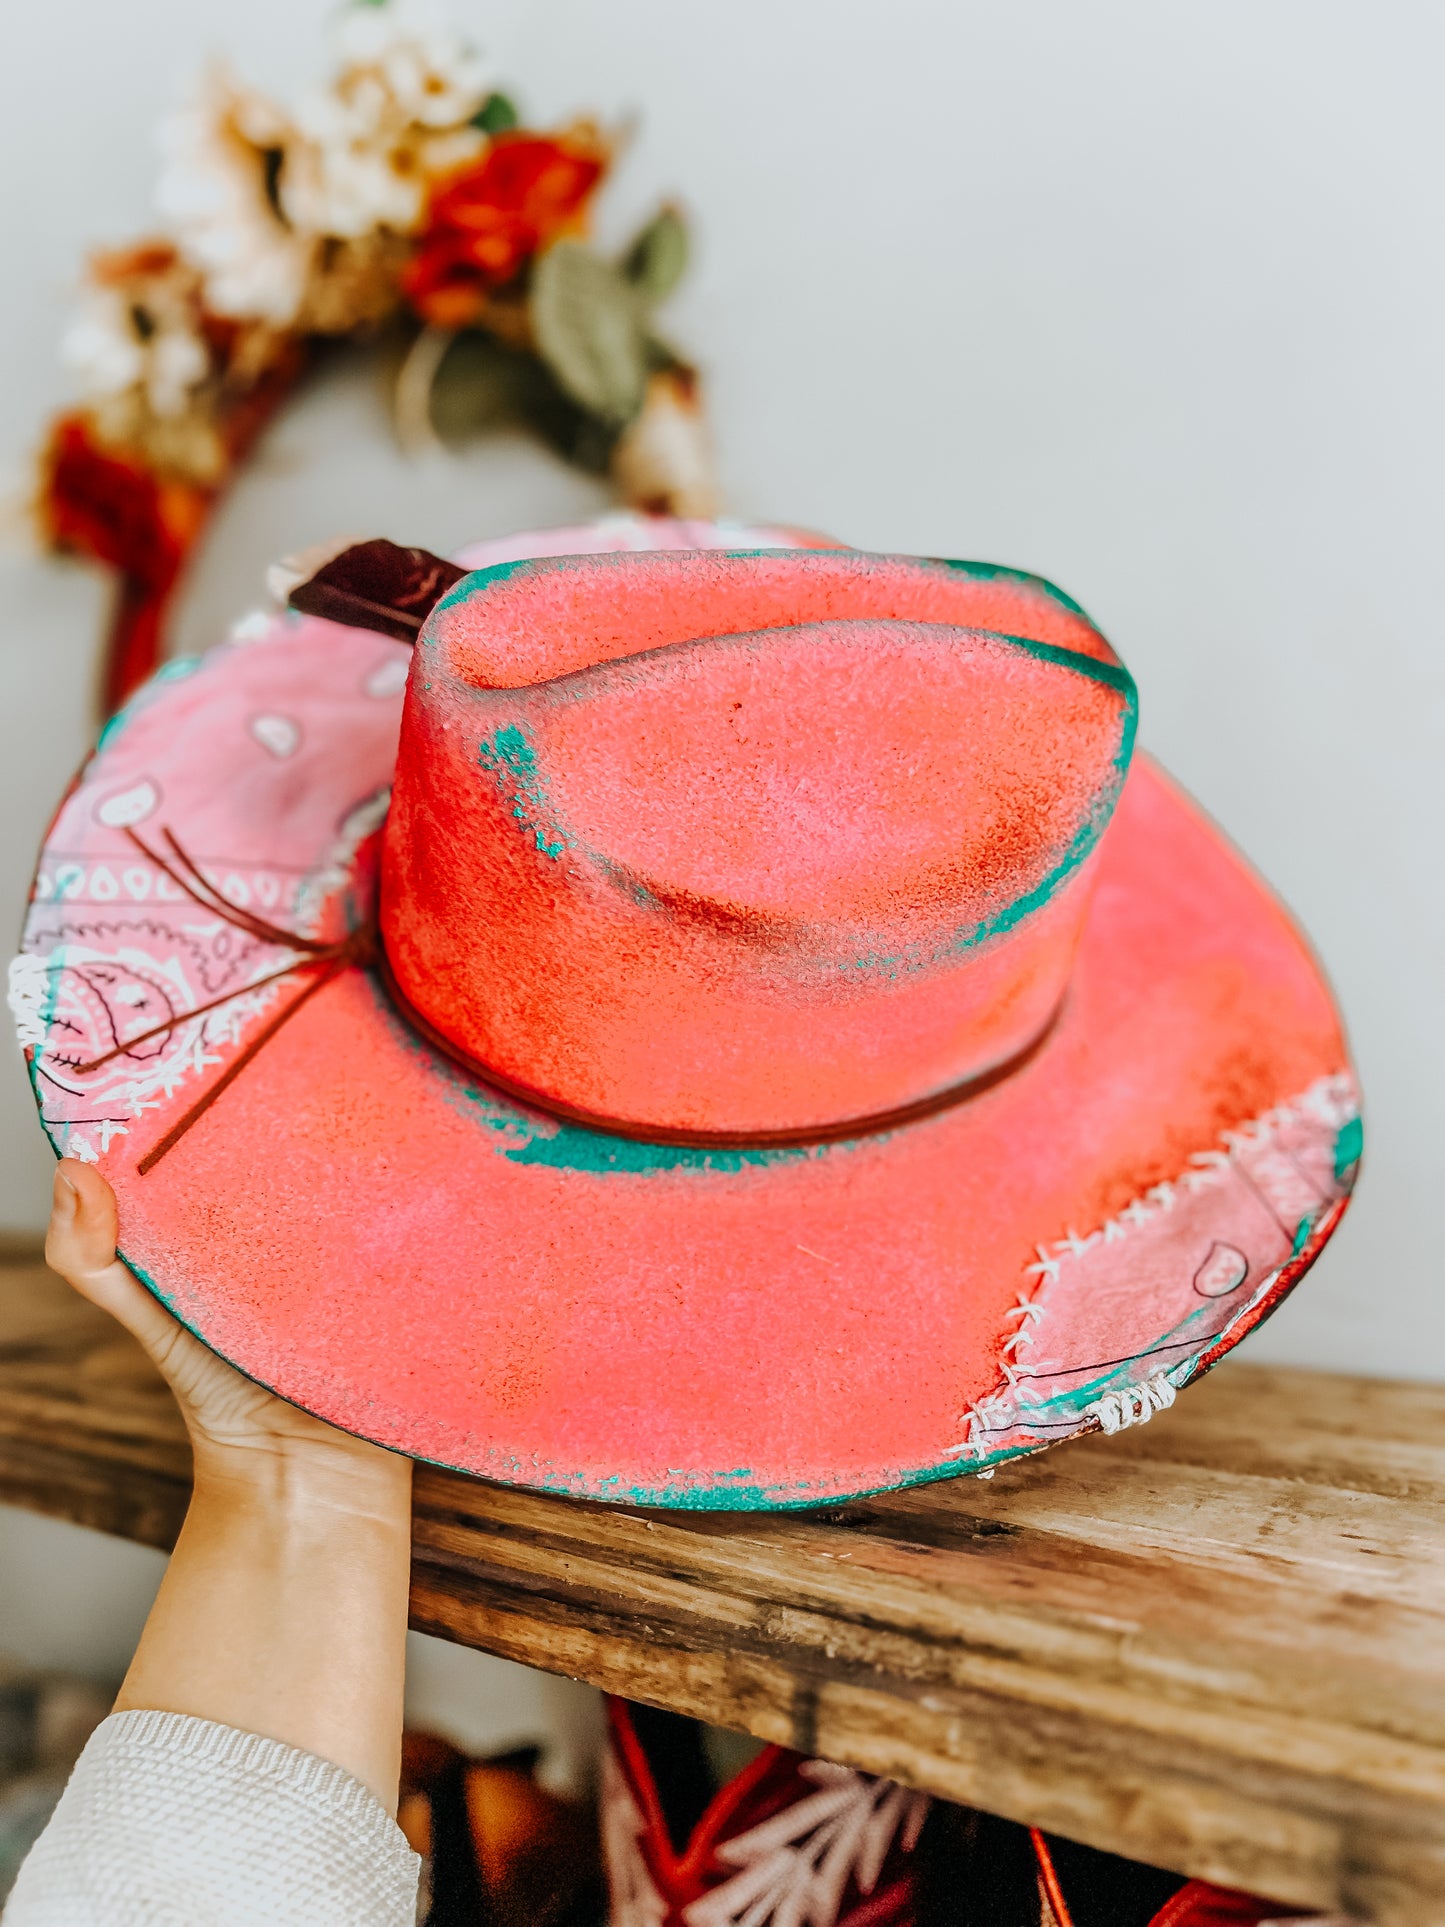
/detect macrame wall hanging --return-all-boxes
[37,0,715,715]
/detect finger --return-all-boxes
[46,1160,187,1362]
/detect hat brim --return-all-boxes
[15,613,1359,1507]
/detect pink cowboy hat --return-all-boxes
[12,516,1359,1506]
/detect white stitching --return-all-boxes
[1018,1073,1356,1285]
[7,952,50,1050]
[1085,1371,1177,1436]
[955,1072,1356,1467]
[1002,1294,1046,1327]
[1024,1245,1064,1285]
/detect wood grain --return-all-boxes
[3,1258,1443,1923]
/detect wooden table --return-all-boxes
[3,1254,1443,1925]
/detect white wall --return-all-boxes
[1,0,1440,1688]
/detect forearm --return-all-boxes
[114,1442,413,1812]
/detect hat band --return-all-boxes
[69,825,1062,1171]
[371,943,1064,1148]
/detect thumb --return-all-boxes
[46,1160,187,1365]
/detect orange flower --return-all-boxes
[403,131,605,328]
[42,415,213,709]
[42,415,207,587]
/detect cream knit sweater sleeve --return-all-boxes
[2,1709,420,1926]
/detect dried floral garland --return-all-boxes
[39,0,715,713]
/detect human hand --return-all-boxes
[47,1159,413,1805]
[46,1158,401,1492]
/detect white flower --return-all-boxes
[146,325,211,416]
[611,368,719,518]
[332,0,492,130]
[61,263,211,420]
[282,119,430,238]
[153,7,494,330]
[61,289,145,399]
[284,1,490,239]
[156,73,310,326]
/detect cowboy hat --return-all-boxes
[10,515,1359,1506]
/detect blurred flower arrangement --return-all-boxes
[40,0,714,713]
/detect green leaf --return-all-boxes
[530,241,649,426]
[623,205,689,301]
[427,331,531,442]
[472,91,519,134]
[519,366,622,474]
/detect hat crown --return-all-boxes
[380,549,1136,1139]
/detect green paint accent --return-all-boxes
[94,711,128,755]
[24,957,68,1159]
[464,1086,814,1174]
[440,548,1099,632]
[932,554,1094,620]
[970,660,1135,943]
[101,1228,1138,1504]
[117,1244,351,1454]
[431,553,538,622]
[79,1221,1223,1506]
[1333,1114,1363,1184]
[477,722,567,858]
[92,655,201,755]
[374,979,816,1175]
[840,630,1136,975]
[102,1156,1344,1513]
[432,548,1104,639]
[1291,1214,1313,1258]
[438,550,1138,976]
[972,626,1133,696]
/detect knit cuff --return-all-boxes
[4,1709,420,1926]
